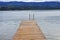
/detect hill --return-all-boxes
[0,2,60,10]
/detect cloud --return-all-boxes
[0,0,60,2]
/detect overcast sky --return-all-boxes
[0,0,59,2]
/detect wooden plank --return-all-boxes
[12,21,46,40]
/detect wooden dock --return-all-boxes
[12,21,46,40]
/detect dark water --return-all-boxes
[0,10,60,40]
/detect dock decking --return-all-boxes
[12,21,46,40]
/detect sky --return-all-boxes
[0,0,59,2]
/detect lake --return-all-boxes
[0,10,60,40]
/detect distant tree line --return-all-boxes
[0,6,60,10]
[0,2,60,10]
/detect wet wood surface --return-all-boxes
[12,21,46,40]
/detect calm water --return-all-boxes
[0,10,60,40]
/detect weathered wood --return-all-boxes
[12,21,46,40]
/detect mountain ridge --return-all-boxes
[0,2,60,10]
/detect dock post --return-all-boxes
[33,14,35,20]
[29,14,30,20]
